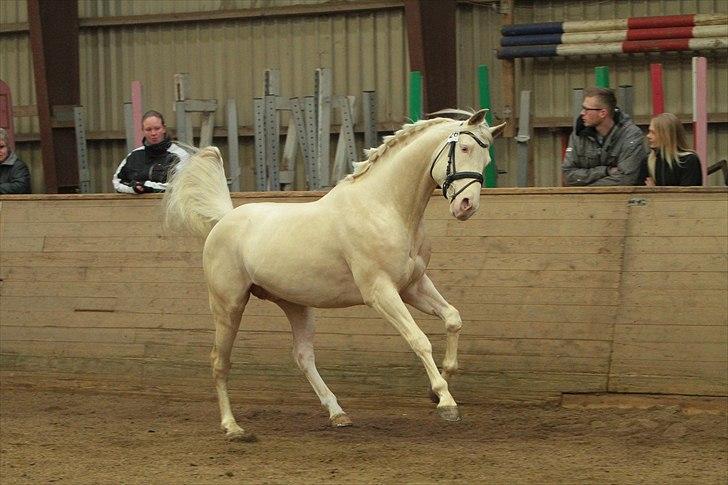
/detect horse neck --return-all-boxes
[358,127,447,226]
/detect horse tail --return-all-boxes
[163,146,234,239]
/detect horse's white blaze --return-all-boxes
[163,109,504,438]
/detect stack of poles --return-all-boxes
[498,13,727,59]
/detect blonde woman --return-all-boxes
[641,113,702,186]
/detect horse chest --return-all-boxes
[394,234,430,288]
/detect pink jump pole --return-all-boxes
[692,57,708,185]
[131,80,143,147]
[649,63,664,116]
[0,80,16,150]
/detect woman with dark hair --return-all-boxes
[112,110,191,193]
[641,113,702,186]
[0,128,31,194]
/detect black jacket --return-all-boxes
[112,137,190,193]
[639,150,703,186]
[0,152,31,194]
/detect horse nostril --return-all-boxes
[460,198,471,211]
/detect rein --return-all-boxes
[429,129,489,201]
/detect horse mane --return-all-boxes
[344,117,453,182]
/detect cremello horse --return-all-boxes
[163,109,504,441]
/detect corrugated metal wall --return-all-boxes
[457,0,728,187]
[1,0,726,192]
[503,0,728,187]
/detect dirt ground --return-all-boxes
[1,384,726,484]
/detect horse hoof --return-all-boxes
[226,430,258,442]
[330,413,353,427]
[437,406,461,422]
[428,388,440,404]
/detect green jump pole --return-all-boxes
[409,71,423,122]
[595,66,610,88]
[477,64,497,188]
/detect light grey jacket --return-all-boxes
[562,110,648,186]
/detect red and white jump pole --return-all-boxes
[692,57,708,185]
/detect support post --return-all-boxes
[500,0,516,138]
[331,96,357,182]
[174,101,189,145]
[650,63,664,115]
[515,90,531,187]
[403,0,456,113]
[174,73,193,144]
[408,71,423,122]
[226,99,240,191]
[280,121,296,190]
[617,85,634,117]
[290,97,312,189]
[253,98,267,191]
[565,88,584,186]
[264,69,281,190]
[571,88,584,129]
[303,96,319,189]
[315,68,332,187]
[199,109,215,147]
[131,80,143,147]
[595,66,610,88]
[478,65,497,188]
[692,56,708,185]
[72,106,90,193]
[28,0,80,193]
[362,90,378,149]
[0,80,16,149]
[123,103,134,154]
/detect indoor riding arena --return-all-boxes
[1,1,726,484]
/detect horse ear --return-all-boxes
[489,122,507,139]
[467,109,488,126]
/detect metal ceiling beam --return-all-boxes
[404,0,457,114]
[27,0,80,193]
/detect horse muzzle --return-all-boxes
[450,195,478,220]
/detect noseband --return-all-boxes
[429,130,489,201]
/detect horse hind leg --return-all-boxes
[209,285,257,442]
[276,301,352,427]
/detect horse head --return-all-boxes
[429,109,505,220]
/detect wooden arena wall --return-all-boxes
[1,188,726,402]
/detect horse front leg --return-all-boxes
[276,301,352,427]
[364,277,460,422]
[401,274,462,383]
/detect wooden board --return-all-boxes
[1,189,726,400]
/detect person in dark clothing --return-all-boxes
[0,128,31,194]
[562,87,648,186]
[112,110,191,193]
[640,112,703,186]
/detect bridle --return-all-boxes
[429,129,490,201]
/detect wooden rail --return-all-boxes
[1,187,726,402]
